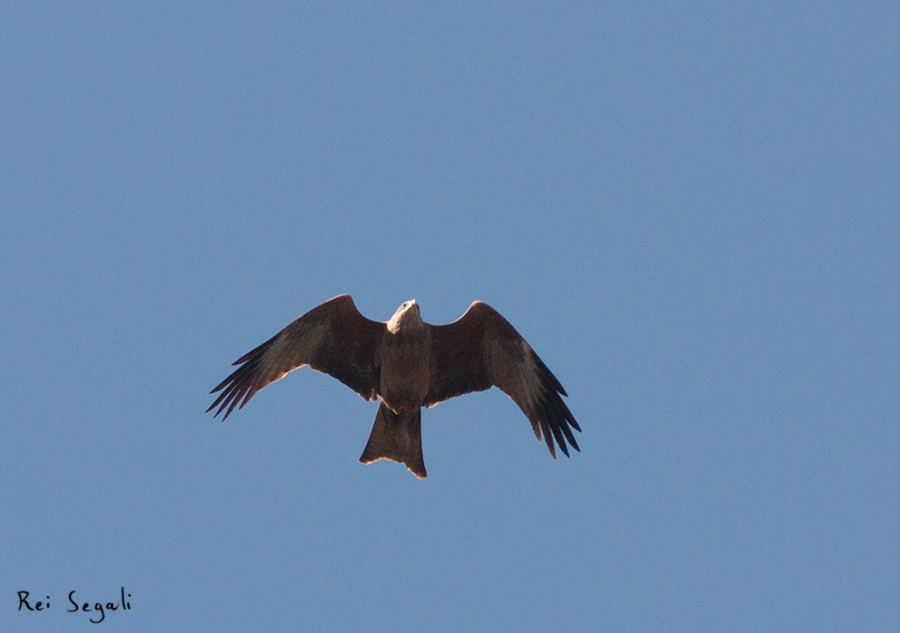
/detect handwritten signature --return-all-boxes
[17,588,132,624]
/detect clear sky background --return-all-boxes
[2,2,899,631]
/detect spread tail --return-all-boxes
[359,402,427,478]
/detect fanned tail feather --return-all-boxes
[359,403,427,479]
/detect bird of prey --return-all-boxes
[207,295,580,478]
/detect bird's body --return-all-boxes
[208,295,579,478]
[378,301,431,413]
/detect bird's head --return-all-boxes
[387,299,423,333]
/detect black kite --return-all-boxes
[207,295,580,478]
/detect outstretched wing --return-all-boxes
[207,295,385,420]
[425,302,580,458]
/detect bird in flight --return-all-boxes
[207,295,580,478]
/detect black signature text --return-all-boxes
[17,587,132,624]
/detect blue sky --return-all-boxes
[3,1,899,631]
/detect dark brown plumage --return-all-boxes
[208,295,579,478]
